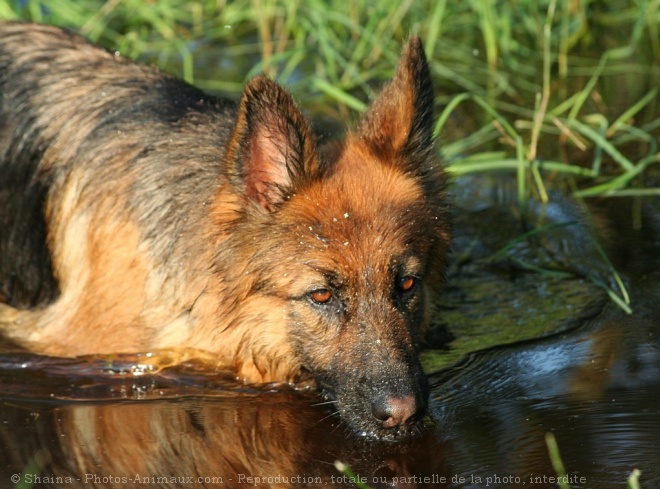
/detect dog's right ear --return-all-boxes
[225,76,321,212]
[356,36,436,175]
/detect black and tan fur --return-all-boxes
[0,22,450,440]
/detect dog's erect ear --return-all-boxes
[356,37,436,172]
[226,76,320,212]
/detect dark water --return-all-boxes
[1,175,659,489]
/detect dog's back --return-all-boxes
[0,22,249,359]
[0,22,235,308]
[0,22,450,440]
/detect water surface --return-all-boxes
[1,176,659,489]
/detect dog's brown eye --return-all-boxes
[398,276,416,293]
[309,289,333,304]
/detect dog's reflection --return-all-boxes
[1,393,449,489]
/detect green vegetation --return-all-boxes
[545,432,572,489]
[0,1,656,314]
[545,433,644,489]
[0,0,657,204]
[629,468,643,489]
[334,435,644,488]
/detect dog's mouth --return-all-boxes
[319,386,429,442]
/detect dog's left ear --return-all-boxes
[225,76,321,212]
[356,37,435,172]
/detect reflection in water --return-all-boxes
[431,299,660,487]
[1,180,659,488]
[0,382,450,488]
[1,299,660,488]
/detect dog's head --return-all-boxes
[225,37,449,440]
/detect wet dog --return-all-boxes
[0,22,450,440]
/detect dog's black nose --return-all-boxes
[371,395,424,428]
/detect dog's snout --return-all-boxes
[371,394,425,429]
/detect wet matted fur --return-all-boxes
[0,22,450,440]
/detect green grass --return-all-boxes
[629,469,643,489]
[545,433,644,489]
[545,432,572,489]
[0,1,658,312]
[335,434,644,488]
[0,0,657,200]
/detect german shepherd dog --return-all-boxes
[0,22,450,440]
